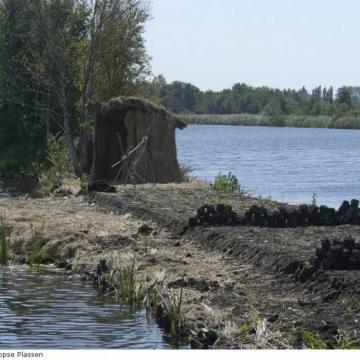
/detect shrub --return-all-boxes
[0,157,19,174]
[214,172,241,193]
[38,135,72,196]
[27,223,43,266]
[80,173,90,190]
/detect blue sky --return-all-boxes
[144,0,359,91]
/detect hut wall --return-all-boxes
[93,110,127,180]
[93,107,183,184]
[147,113,182,183]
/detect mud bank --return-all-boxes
[1,182,360,348]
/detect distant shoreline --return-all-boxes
[182,113,360,130]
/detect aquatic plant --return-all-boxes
[0,218,10,265]
[150,286,186,338]
[114,259,145,307]
[112,260,187,339]
[27,223,42,266]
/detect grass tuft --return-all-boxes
[109,260,187,341]
[0,218,10,265]
[150,286,185,338]
[301,331,327,349]
[114,258,145,307]
[27,223,43,266]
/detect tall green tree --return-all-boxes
[336,87,352,106]
[0,0,151,175]
[28,0,88,175]
[0,0,46,165]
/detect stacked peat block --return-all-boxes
[242,199,360,228]
[188,204,240,227]
[189,199,360,229]
[243,204,310,228]
[337,199,360,225]
[311,238,360,270]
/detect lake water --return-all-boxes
[0,267,170,349]
[176,125,360,208]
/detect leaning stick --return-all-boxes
[111,136,147,169]
[112,133,127,184]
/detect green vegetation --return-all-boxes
[151,287,185,338]
[214,172,239,193]
[150,77,360,129]
[214,172,247,194]
[80,173,90,191]
[300,331,327,349]
[333,330,360,349]
[114,259,145,307]
[0,218,10,265]
[0,0,151,177]
[182,113,360,129]
[111,260,186,338]
[27,223,43,266]
[38,135,72,196]
[340,295,360,313]
[300,330,360,349]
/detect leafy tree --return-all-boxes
[336,87,352,106]
[28,0,88,175]
[326,87,334,103]
[0,1,46,167]
[311,86,322,101]
[0,0,152,175]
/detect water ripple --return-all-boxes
[0,267,169,349]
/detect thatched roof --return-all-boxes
[90,96,187,129]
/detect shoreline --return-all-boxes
[1,181,360,349]
[182,114,360,130]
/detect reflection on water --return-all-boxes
[176,125,360,208]
[0,267,170,349]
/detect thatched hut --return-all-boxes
[90,96,187,184]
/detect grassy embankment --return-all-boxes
[183,113,360,129]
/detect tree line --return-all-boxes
[150,75,360,119]
[0,0,150,175]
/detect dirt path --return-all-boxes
[1,184,360,349]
